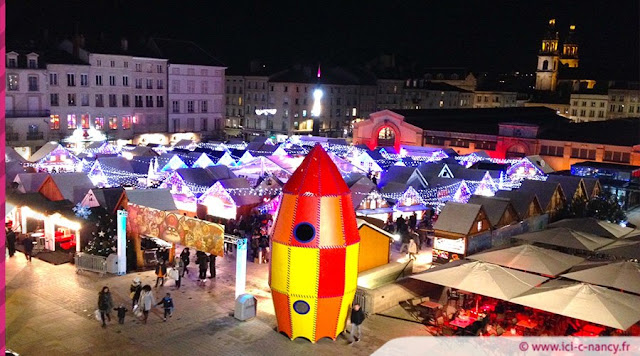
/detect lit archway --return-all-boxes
[377,126,396,147]
[506,144,528,159]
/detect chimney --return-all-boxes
[121,38,128,52]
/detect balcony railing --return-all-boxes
[6,109,50,118]
[26,132,44,140]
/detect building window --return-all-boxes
[67,114,77,129]
[604,151,631,163]
[201,118,208,132]
[598,111,604,118]
[135,79,142,89]
[124,61,129,68]
[49,93,59,106]
[122,116,132,130]
[475,141,497,150]
[110,60,115,67]
[172,101,180,113]
[109,75,116,86]
[122,94,130,107]
[157,79,164,89]
[201,81,208,94]
[81,114,90,129]
[171,80,180,93]
[49,73,58,86]
[123,76,129,87]
[450,138,470,148]
[7,74,18,91]
[200,100,208,113]
[187,80,195,94]
[67,73,76,86]
[187,100,194,113]
[68,93,76,106]
[173,119,180,132]
[49,115,60,130]
[95,94,104,107]
[157,64,163,73]
[146,79,153,89]
[109,117,118,130]
[135,63,142,72]
[571,148,596,160]
[109,94,117,107]
[135,95,143,107]
[93,75,101,86]
[96,59,101,66]
[7,57,16,68]
[94,117,104,130]
[156,96,164,107]
[145,95,154,107]
[540,145,564,157]
[80,94,89,106]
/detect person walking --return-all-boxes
[197,252,209,281]
[98,286,114,328]
[6,227,16,257]
[156,292,174,321]
[347,303,365,344]
[208,253,216,279]
[114,305,128,324]
[155,259,167,287]
[174,256,184,289]
[130,277,142,309]
[138,285,155,324]
[408,238,418,261]
[22,235,34,262]
[179,248,190,276]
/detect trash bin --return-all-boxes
[234,293,257,321]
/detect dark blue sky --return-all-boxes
[8,0,639,78]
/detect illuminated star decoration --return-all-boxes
[98,230,106,237]
[72,203,92,220]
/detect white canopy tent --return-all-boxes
[510,280,640,330]
[410,260,548,301]
[468,244,585,277]
[561,261,640,295]
[513,227,615,252]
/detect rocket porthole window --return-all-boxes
[294,222,315,243]
[293,300,310,315]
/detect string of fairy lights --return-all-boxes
[20,139,550,210]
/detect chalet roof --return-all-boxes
[126,189,177,211]
[380,166,423,188]
[434,202,483,235]
[88,187,126,213]
[29,142,68,163]
[204,165,237,181]
[525,155,555,174]
[6,161,26,186]
[50,173,95,203]
[582,177,600,198]
[175,168,215,188]
[96,156,134,173]
[546,175,584,199]
[6,192,73,212]
[218,178,262,206]
[518,180,562,209]
[6,147,27,163]
[15,172,50,193]
[494,190,539,218]
[467,195,516,227]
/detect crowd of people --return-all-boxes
[383,213,434,260]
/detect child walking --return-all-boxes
[114,305,128,324]
[156,292,174,321]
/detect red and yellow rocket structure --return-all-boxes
[269,144,360,343]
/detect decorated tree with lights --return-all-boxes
[453,181,472,203]
[84,208,117,257]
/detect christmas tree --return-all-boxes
[453,181,472,203]
[84,208,117,257]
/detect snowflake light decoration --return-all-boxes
[73,204,92,220]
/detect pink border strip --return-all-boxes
[1,0,7,352]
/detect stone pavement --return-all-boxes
[6,248,432,356]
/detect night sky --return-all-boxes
[8,0,640,78]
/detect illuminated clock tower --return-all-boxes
[560,25,579,68]
[535,19,560,91]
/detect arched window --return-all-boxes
[377,126,396,147]
[542,60,549,70]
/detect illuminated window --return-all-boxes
[477,221,483,231]
[94,117,104,130]
[109,116,118,130]
[49,115,60,130]
[67,114,77,129]
[122,116,131,130]
[81,114,90,129]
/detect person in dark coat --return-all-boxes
[156,292,175,321]
[179,248,190,276]
[98,286,114,327]
[197,252,209,280]
[347,303,365,344]
[114,305,128,324]
[22,235,34,262]
[154,259,167,287]
[6,227,16,257]
[209,253,216,278]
